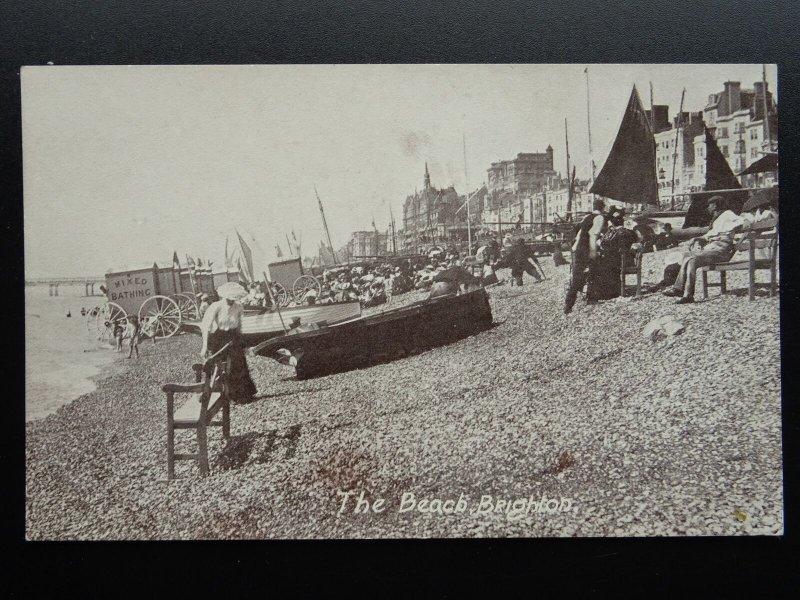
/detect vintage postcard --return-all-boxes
[23,64,781,539]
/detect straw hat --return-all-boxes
[216,282,248,300]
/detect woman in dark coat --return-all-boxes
[200,282,257,402]
[593,209,638,300]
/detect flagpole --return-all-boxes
[463,132,472,254]
[565,118,573,220]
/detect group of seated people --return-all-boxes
[567,190,777,310]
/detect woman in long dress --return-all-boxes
[200,282,257,402]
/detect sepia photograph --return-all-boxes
[23,63,781,540]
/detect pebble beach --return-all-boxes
[25,253,783,540]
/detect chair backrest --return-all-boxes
[197,363,220,419]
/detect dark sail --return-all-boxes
[683,127,747,227]
[590,86,659,205]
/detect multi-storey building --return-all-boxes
[401,163,479,252]
[486,148,557,194]
[704,80,777,186]
[651,80,778,207]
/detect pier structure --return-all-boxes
[26,277,106,297]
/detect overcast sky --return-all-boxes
[22,64,777,278]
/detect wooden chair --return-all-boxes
[701,220,778,301]
[163,343,232,479]
[620,248,643,298]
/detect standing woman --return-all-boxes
[200,282,257,402]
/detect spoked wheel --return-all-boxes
[90,302,127,342]
[85,305,103,332]
[172,292,199,321]
[292,275,321,303]
[138,295,182,339]
[271,283,290,307]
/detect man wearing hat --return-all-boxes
[662,196,746,304]
[200,282,256,402]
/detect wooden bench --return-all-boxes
[701,221,778,301]
[163,343,232,479]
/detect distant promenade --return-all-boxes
[26,276,106,296]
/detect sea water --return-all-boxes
[25,285,120,421]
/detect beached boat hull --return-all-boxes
[253,288,494,379]
[180,301,362,346]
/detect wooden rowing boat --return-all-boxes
[180,301,362,346]
[252,287,494,379]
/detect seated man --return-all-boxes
[662,196,748,304]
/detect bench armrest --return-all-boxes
[162,382,205,393]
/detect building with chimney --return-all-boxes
[651,80,778,206]
[703,80,777,179]
[486,149,557,194]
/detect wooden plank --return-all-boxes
[173,392,221,424]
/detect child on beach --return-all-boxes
[126,316,141,358]
[113,319,125,352]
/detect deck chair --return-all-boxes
[701,219,778,301]
[163,342,232,479]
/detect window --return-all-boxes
[721,146,729,157]
[718,127,728,139]
[750,129,758,140]
[735,140,745,154]
[751,147,758,158]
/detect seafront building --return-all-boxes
[653,80,778,207]
[400,163,480,253]
[340,78,779,251]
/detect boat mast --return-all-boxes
[314,185,338,265]
[669,88,686,211]
[390,204,398,255]
[463,132,472,253]
[585,67,595,183]
[565,118,573,220]
[649,81,655,132]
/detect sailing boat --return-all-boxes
[591,84,752,232]
[590,85,659,207]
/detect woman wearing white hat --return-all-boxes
[200,282,256,402]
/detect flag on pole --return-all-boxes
[172,251,180,270]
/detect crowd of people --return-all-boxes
[563,190,778,313]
